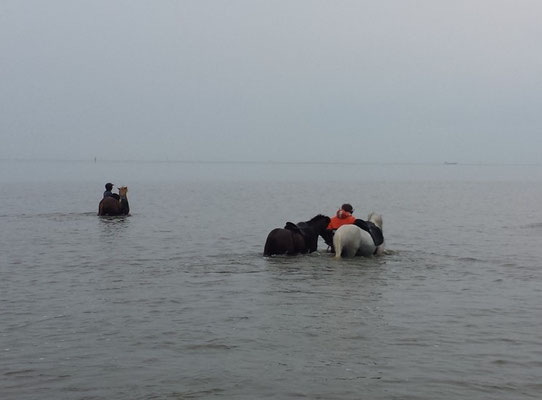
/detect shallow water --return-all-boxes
[1,161,542,399]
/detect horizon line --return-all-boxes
[1,157,542,167]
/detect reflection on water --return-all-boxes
[98,215,130,233]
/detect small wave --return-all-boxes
[438,253,490,264]
[17,212,97,220]
[4,369,36,376]
[169,388,225,399]
[186,342,235,351]
[490,359,542,368]
[381,248,396,255]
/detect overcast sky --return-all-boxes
[1,0,541,164]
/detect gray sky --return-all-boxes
[1,0,541,164]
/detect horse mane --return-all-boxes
[308,214,330,223]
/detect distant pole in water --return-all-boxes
[94,157,97,163]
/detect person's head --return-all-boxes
[105,182,114,191]
[341,203,353,214]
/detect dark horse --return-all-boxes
[98,186,130,216]
[263,214,331,256]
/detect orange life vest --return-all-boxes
[327,210,356,230]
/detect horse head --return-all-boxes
[367,212,382,229]
[306,214,332,245]
[307,214,330,232]
[118,186,128,197]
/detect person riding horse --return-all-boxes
[324,203,356,249]
[327,203,356,230]
[98,184,129,216]
[103,182,120,200]
[333,212,384,258]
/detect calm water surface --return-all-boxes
[1,161,542,399]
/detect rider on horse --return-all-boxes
[327,203,356,230]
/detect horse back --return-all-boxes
[264,228,306,256]
[98,197,120,216]
[333,225,363,258]
[264,228,286,256]
[354,219,384,247]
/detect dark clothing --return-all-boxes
[103,190,114,198]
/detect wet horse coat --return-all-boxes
[263,215,331,256]
[333,212,384,258]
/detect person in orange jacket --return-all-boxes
[327,203,356,231]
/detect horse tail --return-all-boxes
[333,234,342,259]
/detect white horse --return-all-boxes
[333,212,384,259]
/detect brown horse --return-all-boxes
[263,214,331,256]
[98,186,130,216]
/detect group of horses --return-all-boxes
[263,212,384,259]
[97,188,383,259]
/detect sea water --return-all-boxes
[1,160,542,399]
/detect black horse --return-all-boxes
[263,214,331,256]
